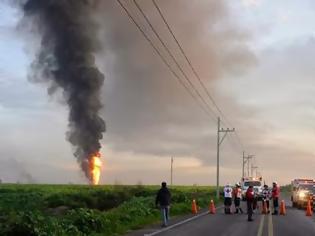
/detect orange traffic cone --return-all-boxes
[192,199,198,214]
[209,199,216,214]
[262,200,267,214]
[306,200,313,217]
[280,200,286,215]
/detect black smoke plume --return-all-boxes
[21,0,105,183]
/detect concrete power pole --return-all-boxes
[247,155,254,177]
[170,157,173,186]
[242,151,245,179]
[242,153,254,178]
[216,117,235,199]
[251,165,258,178]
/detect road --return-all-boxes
[127,199,315,236]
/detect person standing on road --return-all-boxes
[233,183,243,214]
[272,181,280,215]
[246,185,255,221]
[224,183,233,214]
[156,182,171,227]
[262,184,271,213]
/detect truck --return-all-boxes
[241,177,263,200]
[291,178,315,209]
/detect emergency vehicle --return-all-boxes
[291,179,315,209]
[241,177,263,200]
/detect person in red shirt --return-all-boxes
[246,185,255,221]
[233,183,243,214]
[272,182,280,215]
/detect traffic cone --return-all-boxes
[306,200,313,217]
[209,199,216,214]
[262,200,267,214]
[192,199,198,214]
[280,200,286,215]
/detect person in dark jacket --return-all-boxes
[246,185,255,221]
[156,182,171,227]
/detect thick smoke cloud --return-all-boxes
[21,0,105,183]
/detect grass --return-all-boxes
[0,184,221,236]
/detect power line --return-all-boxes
[152,0,228,122]
[116,0,217,121]
[118,0,246,152]
[152,0,245,149]
[133,0,219,121]
[233,132,245,150]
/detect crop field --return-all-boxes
[0,184,219,236]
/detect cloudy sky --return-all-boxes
[0,0,315,185]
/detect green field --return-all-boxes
[0,184,220,236]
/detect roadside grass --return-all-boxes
[0,184,221,236]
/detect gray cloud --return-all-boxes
[94,0,256,163]
[2,0,315,185]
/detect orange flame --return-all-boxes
[90,152,102,185]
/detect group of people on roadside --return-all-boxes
[155,180,281,228]
[224,181,280,221]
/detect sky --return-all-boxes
[0,0,315,186]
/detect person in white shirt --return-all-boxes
[262,184,271,214]
[224,183,233,214]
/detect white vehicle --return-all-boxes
[241,177,263,200]
[291,179,314,209]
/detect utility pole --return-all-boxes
[251,165,258,177]
[170,157,173,186]
[247,155,254,177]
[216,117,235,199]
[242,153,254,178]
[242,151,245,179]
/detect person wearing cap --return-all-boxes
[272,181,280,215]
[224,183,233,214]
[156,182,171,227]
[262,184,271,214]
[246,185,255,221]
[233,183,243,214]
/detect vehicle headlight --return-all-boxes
[299,191,307,199]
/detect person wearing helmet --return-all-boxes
[246,185,255,221]
[224,183,233,214]
[262,184,271,214]
[233,183,243,214]
[272,182,280,215]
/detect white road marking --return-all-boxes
[257,214,265,236]
[144,207,223,236]
[268,214,273,236]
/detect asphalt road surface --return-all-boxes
[127,199,315,236]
